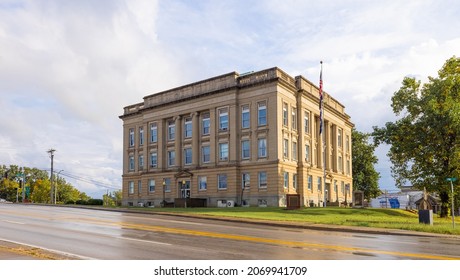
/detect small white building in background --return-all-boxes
[370,186,423,209]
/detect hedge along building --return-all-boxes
[119,67,353,207]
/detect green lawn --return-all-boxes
[126,206,460,235]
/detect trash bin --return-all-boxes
[418,209,433,226]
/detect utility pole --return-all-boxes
[47,149,56,204]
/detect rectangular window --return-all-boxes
[258,138,267,158]
[219,142,229,161]
[184,118,192,138]
[128,181,134,194]
[283,103,288,126]
[293,174,297,189]
[139,155,144,170]
[139,127,144,146]
[202,145,210,163]
[242,173,250,189]
[164,178,171,192]
[308,175,312,190]
[304,111,310,134]
[338,128,343,148]
[283,172,289,188]
[150,152,157,167]
[242,105,250,129]
[129,155,135,171]
[138,180,142,194]
[317,177,322,192]
[283,139,289,158]
[292,141,297,161]
[347,159,351,175]
[346,135,350,152]
[202,113,210,135]
[292,108,297,130]
[129,128,135,147]
[218,174,227,190]
[338,155,343,172]
[241,140,250,159]
[198,176,207,191]
[150,123,157,143]
[167,150,175,166]
[258,172,267,188]
[334,180,338,193]
[305,144,310,162]
[219,108,229,131]
[168,120,175,141]
[184,148,192,165]
[257,101,267,126]
[149,179,155,192]
[341,181,345,194]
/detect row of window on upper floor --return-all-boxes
[128,102,268,147]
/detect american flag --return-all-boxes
[319,61,323,134]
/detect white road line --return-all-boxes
[0,238,95,260]
[1,220,26,225]
[116,236,172,246]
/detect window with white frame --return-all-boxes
[258,172,267,188]
[338,155,343,172]
[282,103,288,126]
[128,181,134,194]
[346,135,350,152]
[341,181,345,194]
[218,174,227,190]
[198,176,207,191]
[150,152,157,167]
[257,101,267,126]
[338,128,343,148]
[139,127,144,146]
[283,139,289,158]
[241,105,250,129]
[242,173,250,189]
[292,141,297,161]
[168,120,175,141]
[202,113,210,135]
[138,154,144,170]
[304,111,310,134]
[150,123,157,143]
[283,172,289,188]
[308,175,312,190]
[149,179,155,192]
[129,128,134,147]
[184,148,192,165]
[167,150,175,166]
[258,138,267,158]
[241,140,250,159]
[219,108,228,131]
[293,174,297,189]
[317,177,322,192]
[219,142,228,161]
[184,118,192,138]
[129,155,135,171]
[202,145,210,163]
[164,178,171,192]
[292,107,297,130]
[305,144,310,162]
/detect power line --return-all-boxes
[58,171,121,190]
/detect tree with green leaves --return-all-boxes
[373,56,460,217]
[352,128,381,200]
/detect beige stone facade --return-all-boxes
[119,67,353,207]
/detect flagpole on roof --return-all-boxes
[319,61,327,207]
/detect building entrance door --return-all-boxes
[180,180,191,198]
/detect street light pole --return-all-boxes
[447,177,457,229]
[162,179,166,207]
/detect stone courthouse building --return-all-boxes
[119,67,353,207]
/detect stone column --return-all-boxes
[174,116,182,168]
[192,112,200,167]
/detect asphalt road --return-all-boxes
[1,204,460,260]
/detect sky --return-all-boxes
[1,0,459,198]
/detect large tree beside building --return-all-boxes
[373,56,460,217]
[352,128,381,200]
